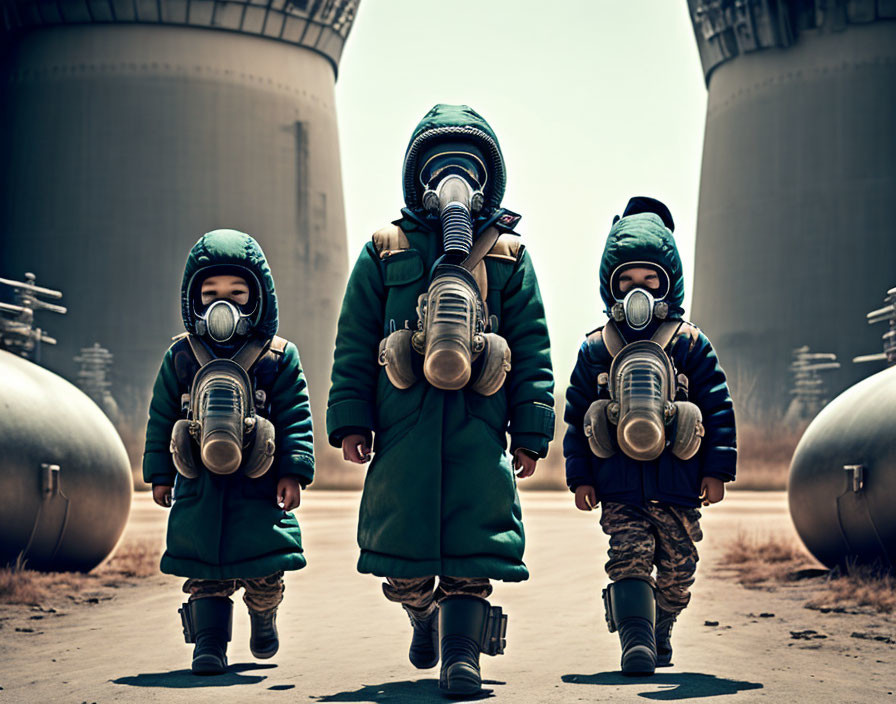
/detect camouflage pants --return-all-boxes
[600,502,702,614]
[383,576,493,617]
[183,571,284,613]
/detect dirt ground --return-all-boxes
[0,490,893,703]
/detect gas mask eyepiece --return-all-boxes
[195,299,254,343]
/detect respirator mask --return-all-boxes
[189,266,262,344]
[608,262,671,330]
[420,151,487,258]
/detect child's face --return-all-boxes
[200,275,250,306]
[617,267,661,294]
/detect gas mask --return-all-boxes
[610,288,669,330]
[169,359,275,479]
[583,340,704,462]
[420,151,487,257]
[194,299,257,343]
[608,263,671,330]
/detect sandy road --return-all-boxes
[1,490,893,703]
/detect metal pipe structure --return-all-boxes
[0,0,360,458]
[687,1,896,418]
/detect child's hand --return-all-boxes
[574,485,597,512]
[277,477,301,511]
[342,434,371,464]
[152,484,172,508]
[512,449,537,478]
[699,476,725,506]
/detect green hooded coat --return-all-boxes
[142,230,314,580]
[327,105,555,581]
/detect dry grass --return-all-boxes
[731,422,806,491]
[806,567,896,615]
[721,531,896,613]
[720,531,815,584]
[0,537,163,607]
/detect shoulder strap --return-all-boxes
[184,333,279,373]
[601,320,626,358]
[268,335,288,355]
[650,320,685,351]
[461,226,501,274]
[184,333,214,367]
[231,336,274,372]
[485,233,523,263]
[372,224,410,258]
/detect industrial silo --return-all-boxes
[687,0,896,417]
[0,0,359,459]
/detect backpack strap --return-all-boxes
[231,336,275,373]
[184,333,214,367]
[462,226,502,300]
[372,224,410,258]
[650,320,685,351]
[485,233,523,263]
[601,320,627,358]
[183,333,283,373]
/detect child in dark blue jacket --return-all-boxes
[563,197,736,675]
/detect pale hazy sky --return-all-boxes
[335,0,707,387]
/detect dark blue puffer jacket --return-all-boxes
[563,211,736,507]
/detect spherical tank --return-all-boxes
[688,2,896,414]
[788,364,896,571]
[0,1,360,452]
[0,349,132,572]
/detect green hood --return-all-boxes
[598,213,686,316]
[402,104,506,212]
[180,229,279,338]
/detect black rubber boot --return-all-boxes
[249,607,279,659]
[604,578,657,676]
[187,597,232,675]
[404,605,440,669]
[439,596,489,697]
[655,606,677,667]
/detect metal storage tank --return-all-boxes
[0,0,360,457]
[788,363,896,571]
[687,1,896,416]
[0,349,132,572]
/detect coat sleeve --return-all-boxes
[142,348,180,487]
[681,330,737,482]
[563,341,600,490]
[326,243,386,447]
[270,341,315,487]
[500,248,555,458]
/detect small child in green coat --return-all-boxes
[143,229,314,675]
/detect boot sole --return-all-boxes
[621,645,656,676]
[410,654,440,669]
[250,645,279,660]
[192,654,228,675]
[440,662,482,696]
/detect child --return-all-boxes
[563,197,736,675]
[143,229,314,675]
[327,104,554,696]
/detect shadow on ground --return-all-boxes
[112,662,277,688]
[562,671,763,700]
[314,678,504,702]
